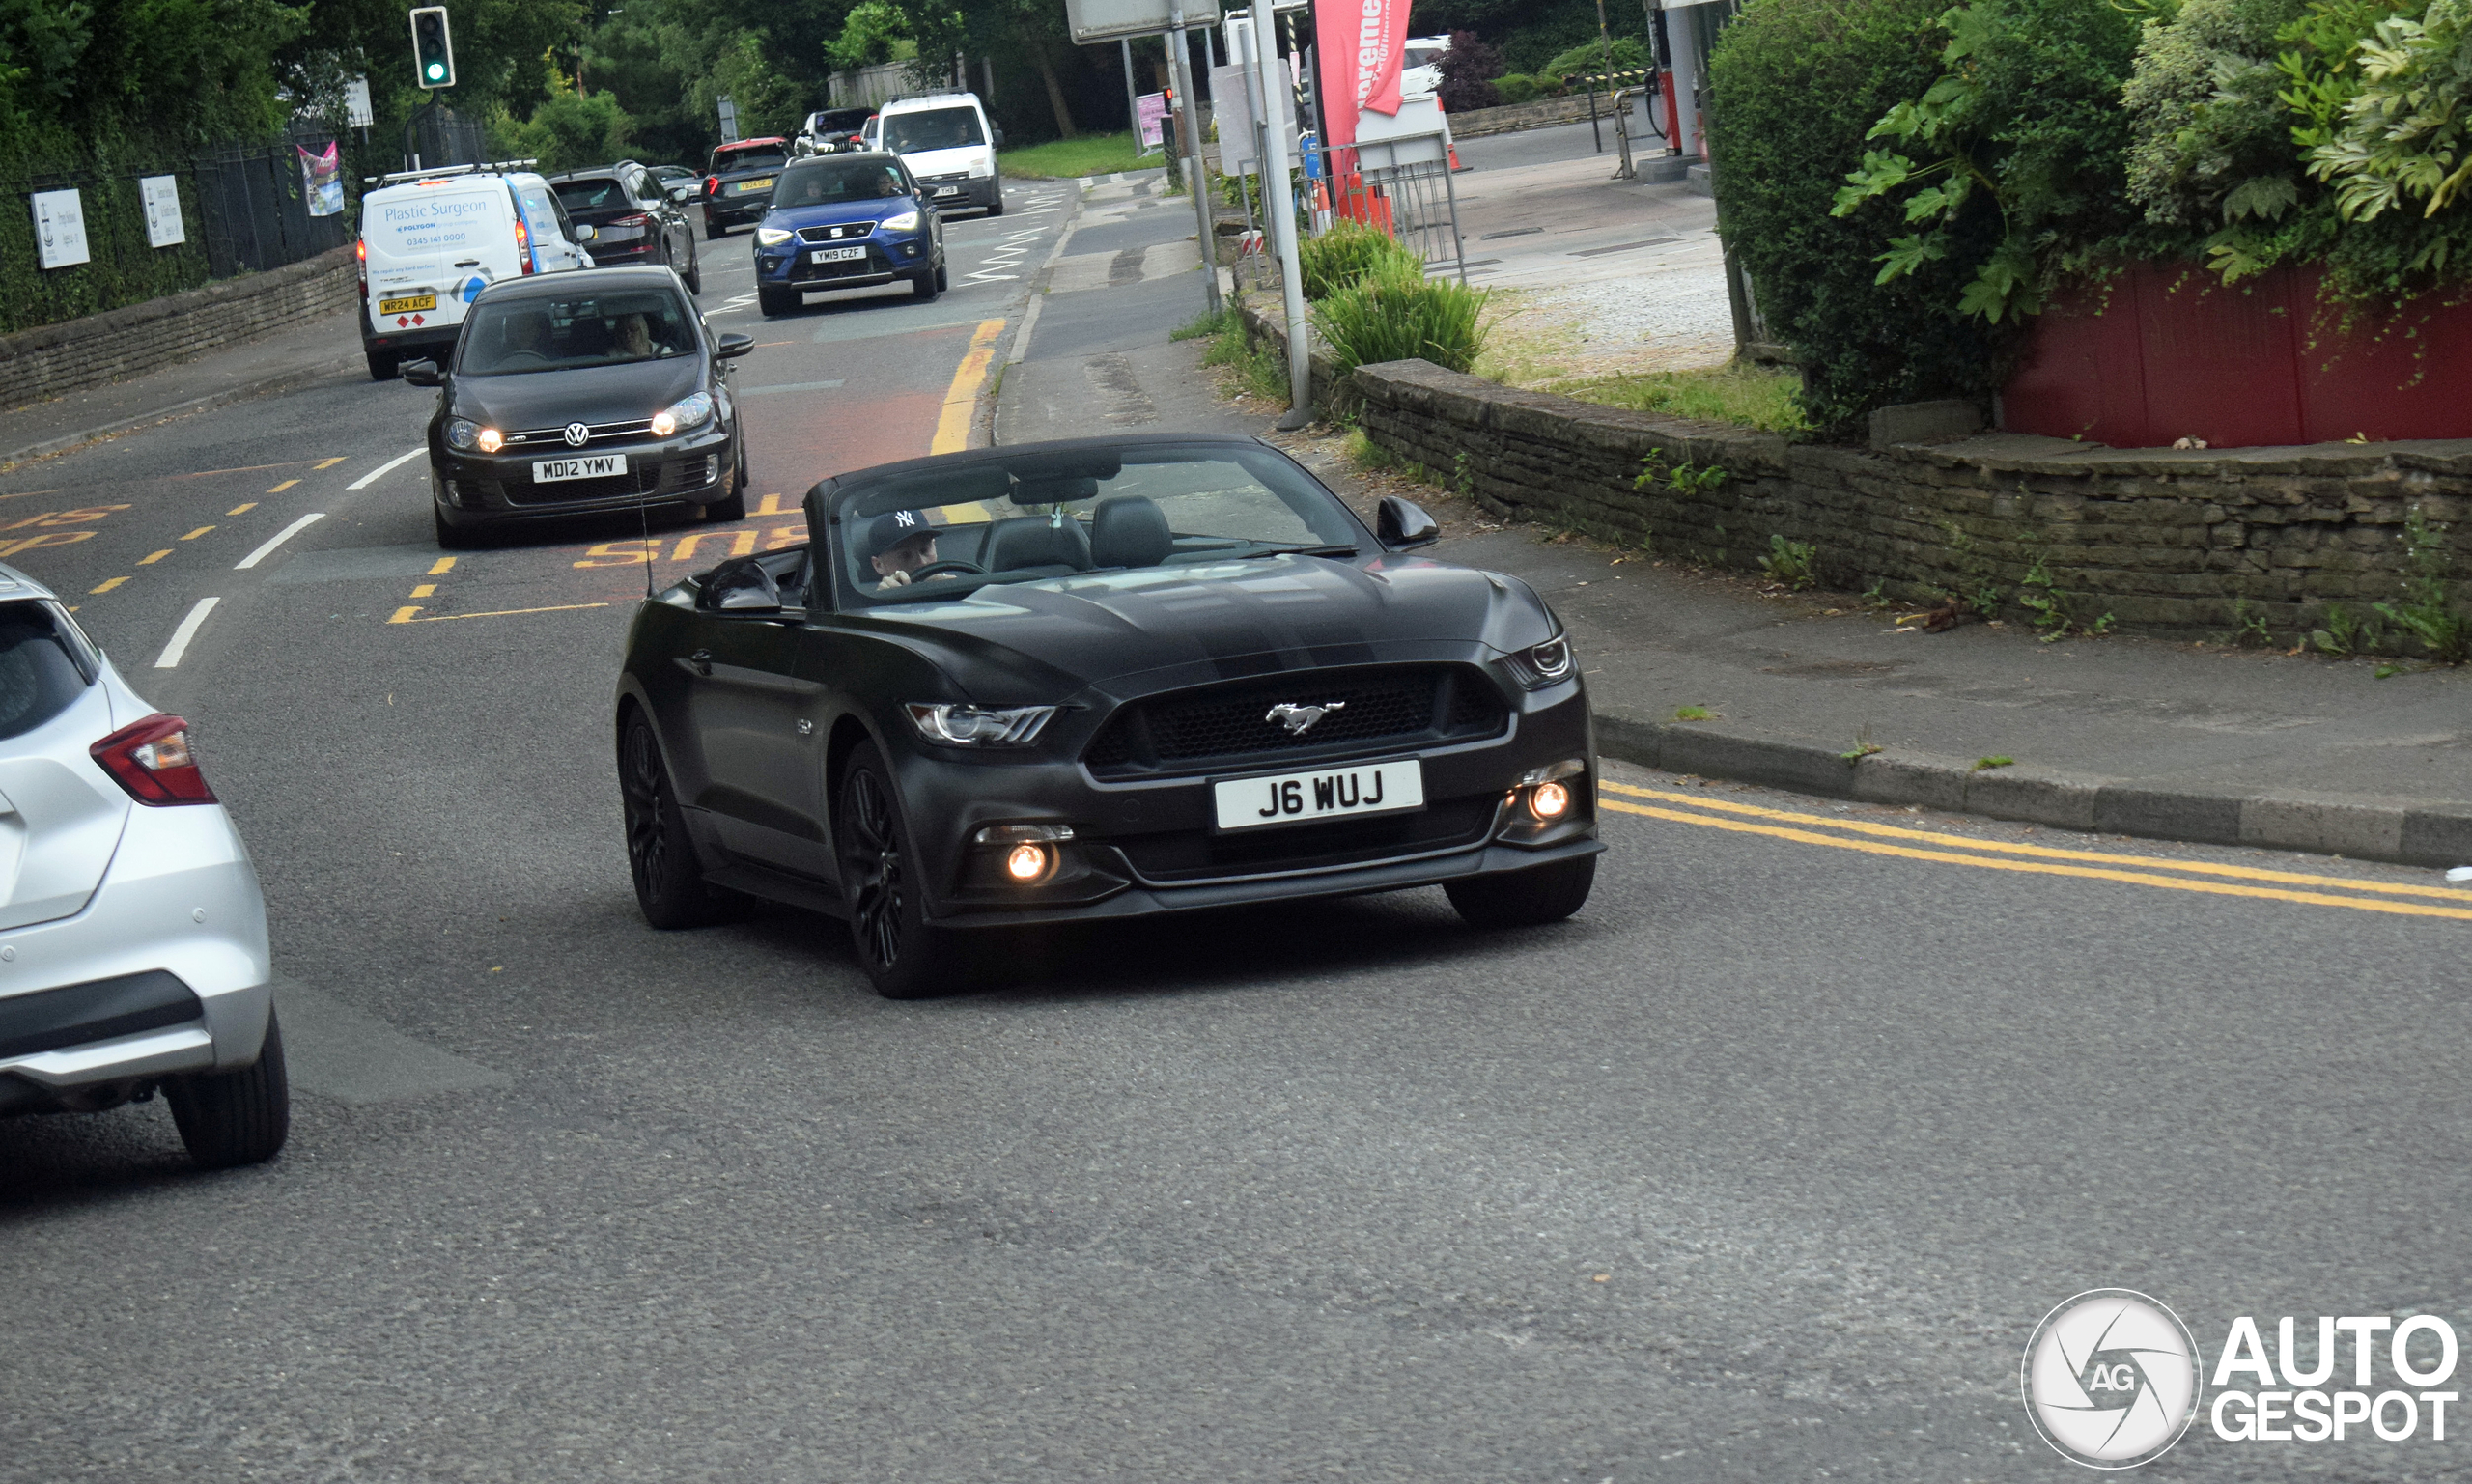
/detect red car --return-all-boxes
[701,138,792,239]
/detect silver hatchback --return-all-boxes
[0,567,282,1168]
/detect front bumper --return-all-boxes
[755,232,934,290]
[432,425,738,527]
[0,801,272,1112]
[882,677,1598,929]
[919,175,997,210]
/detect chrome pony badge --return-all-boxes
[1265,702,1345,737]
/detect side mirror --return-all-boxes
[668,183,694,203]
[704,557,781,613]
[1377,495,1439,548]
[715,332,755,359]
[400,359,443,386]
[993,127,1006,148]
[573,223,597,242]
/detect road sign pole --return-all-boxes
[1166,0,1223,316]
[1251,0,1312,428]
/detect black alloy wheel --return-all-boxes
[621,714,743,929]
[683,241,703,295]
[163,1009,290,1169]
[1444,855,1596,929]
[835,743,969,998]
[911,267,939,301]
[758,286,797,317]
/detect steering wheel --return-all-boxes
[906,559,985,580]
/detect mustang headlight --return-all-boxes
[650,391,714,438]
[878,210,919,232]
[906,702,1057,747]
[755,226,794,247]
[1504,634,1574,688]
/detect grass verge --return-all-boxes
[1197,311,1289,401]
[998,131,1166,181]
[1554,362,1809,434]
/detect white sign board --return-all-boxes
[1210,62,1297,175]
[31,189,90,269]
[717,95,740,144]
[345,75,375,127]
[1067,0,1222,45]
[140,175,185,247]
[1353,99,1449,170]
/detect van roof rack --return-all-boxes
[364,158,541,186]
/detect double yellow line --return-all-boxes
[1598,781,2472,924]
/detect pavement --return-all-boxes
[4,167,2472,1483]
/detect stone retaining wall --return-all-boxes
[0,246,359,413]
[1445,95,1605,138]
[1340,355,2472,634]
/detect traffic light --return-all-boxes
[409,7,455,89]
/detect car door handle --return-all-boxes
[454,259,481,267]
[689,649,713,676]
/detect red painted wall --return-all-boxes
[2001,264,2472,448]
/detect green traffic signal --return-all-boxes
[409,7,455,89]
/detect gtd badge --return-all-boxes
[2024,1290,2202,1468]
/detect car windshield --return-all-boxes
[458,289,698,375]
[812,110,872,133]
[551,177,625,212]
[884,107,985,154]
[714,145,788,172]
[833,444,1363,605]
[0,602,93,742]
[772,160,911,207]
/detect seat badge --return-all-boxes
[1265,701,1344,737]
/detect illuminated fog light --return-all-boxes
[1530,780,1572,821]
[1004,843,1050,881]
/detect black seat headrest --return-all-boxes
[984,514,1091,573]
[1089,495,1171,569]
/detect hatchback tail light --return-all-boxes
[611,212,649,228]
[704,175,720,197]
[92,714,217,805]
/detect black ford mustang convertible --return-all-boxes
[614,434,1599,997]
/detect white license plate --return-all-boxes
[531,454,627,483]
[810,246,867,263]
[933,185,962,197]
[1213,760,1424,831]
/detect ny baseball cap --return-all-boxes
[865,509,937,558]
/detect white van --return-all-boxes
[876,93,1006,215]
[357,162,598,380]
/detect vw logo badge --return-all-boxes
[563,423,591,447]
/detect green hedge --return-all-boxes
[1708,0,2008,434]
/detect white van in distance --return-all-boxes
[357,161,598,380]
[876,93,1006,215]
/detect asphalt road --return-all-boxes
[4,177,2472,1483]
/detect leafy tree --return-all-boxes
[1437,29,1503,111]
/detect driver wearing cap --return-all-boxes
[867,509,948,588]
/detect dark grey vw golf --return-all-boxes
[405,266,751,547]
[613,434,1600,997]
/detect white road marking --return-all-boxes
[234,512,325,570]
[347,447,426,490]
[152,597,220,669]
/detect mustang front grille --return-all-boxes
[1082,665,1507,776]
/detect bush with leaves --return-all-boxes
[1829,0,2147,324]
[1709,0,2011,434]
[1438,31,1506,112]
[1315,256,1489,375]
[2121,0,2306,237]
[1297,220,1421,300]
[1541,37,1652,86]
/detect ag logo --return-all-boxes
[2023,1289,2201,1469]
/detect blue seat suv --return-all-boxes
[751,153,947,316]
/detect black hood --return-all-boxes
[865,555,1559,703]
[448,356,705,430]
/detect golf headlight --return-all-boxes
[1506,634,1574,687]
[755,226,794,247]
[905,703,1057,746]
[650,392,713,438]
[879,210,919,232]
[445,418,480,451]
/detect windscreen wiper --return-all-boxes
[1237,544,1361,559]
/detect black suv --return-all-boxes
[548,163,702,294]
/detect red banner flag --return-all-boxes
[1315,0,1411,149]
